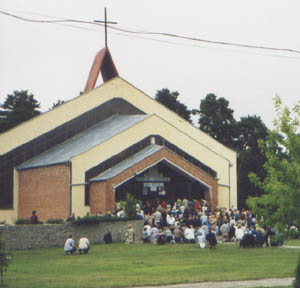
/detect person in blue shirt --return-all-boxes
[64,235,76,255]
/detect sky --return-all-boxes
[1,0,300,129]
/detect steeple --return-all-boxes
[83,8,119,93]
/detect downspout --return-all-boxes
[68,161,72,217]
[228,162,233,209]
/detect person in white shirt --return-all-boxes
[78,234,90,254]
[64,235,76,255]
[184,225,195,243]
[235,225,244,244]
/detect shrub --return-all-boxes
[270,234,284,246]
[15,218,30,225]
[124,193,137,218]
[0,232,12,288]
[72,215,138,225]
[286,228,300,240]
[293,254,300,288]
[46,218,64,224]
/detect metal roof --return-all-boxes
[90,144,164,182]
[18,114,149,170]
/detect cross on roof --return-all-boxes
[94,7,118,47]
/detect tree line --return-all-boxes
[1,89,299,232]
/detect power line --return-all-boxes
[1,9,300,56]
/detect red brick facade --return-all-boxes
[18,165,69,222]
[90,147,218,215]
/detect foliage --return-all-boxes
[198,93,269,207]
[0,232,12,288]
[155,88,192,122]
[293,255,300,288]
[198,93,237,149]
[5,243,298,288]
[124,193,137,218]
[50,100,65,110]
[72,215,135,225]
[248,95,300,232]
[236,115,269,207]
[0,90,40,133]
[270,234,284,246]
[14,218,30,225]
[46,218,64,224]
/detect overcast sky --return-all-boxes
[1,0,300,129]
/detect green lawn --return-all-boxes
[4,243,299,288]
[284,239,300,246]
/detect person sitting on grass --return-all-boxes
[173,225,182,243]
[184,225,195,243]
[206,228,217,250]
[142,227,150,243]
[64,235,76,255]
[78,234,90,254]
[157,229,166,245]
[104,232,112,244]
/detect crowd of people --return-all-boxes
[116,197,274,248]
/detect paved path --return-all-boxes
[133,278,294,288]
[281,245,300,249]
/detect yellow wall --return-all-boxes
[71,185,90,218]
[70,114,237,215]
[1,77,237,216]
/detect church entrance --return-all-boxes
[115,160,209,205]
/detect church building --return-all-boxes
[0,46,237,223]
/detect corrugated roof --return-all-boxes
[90,144,163,182]
[18,114,149,170]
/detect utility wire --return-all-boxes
[1,9,300,55]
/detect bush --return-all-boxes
[124,193,137,218]
[15,218,30,225]
[286,228,300,240]
[293,255,300,288]
[72,215,138,225]
[270,234,284,246]
[46,218,64,224]
[0,232,12,288]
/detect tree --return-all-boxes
[247,96,300,231]
[198,93,237,149]
[236,115,269,207]
[0,232,11,288]
[155,88,192,122]
[0,90,40,132]
[50,99,65,110]
[124,193,137,219]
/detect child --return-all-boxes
[206,228,217,250]
[125,224,135,244]
[197,232,206,249]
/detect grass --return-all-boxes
[4,243,299,288]
[284,239,300,246]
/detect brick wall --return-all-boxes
[90,147,218,214]
[18,165,69,222]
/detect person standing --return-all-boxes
[125,224,135,244]
[78,234,90,254]
[64,235,76,255]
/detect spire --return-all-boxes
[83,8,119,93]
